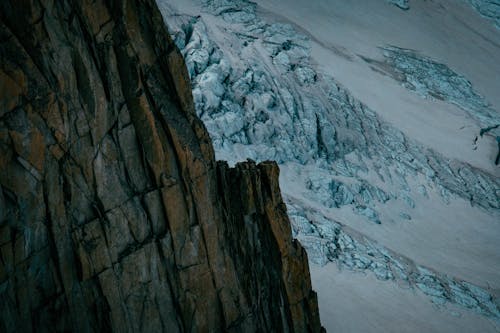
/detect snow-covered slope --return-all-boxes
[157,0,500,331]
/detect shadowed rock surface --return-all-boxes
[0,0,322,332]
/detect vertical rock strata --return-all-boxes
[0,0,322,332]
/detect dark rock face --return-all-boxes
[0,0,322,332]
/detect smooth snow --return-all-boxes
[311,264,500,333]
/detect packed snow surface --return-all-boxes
[157,0,500,331]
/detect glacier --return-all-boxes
[157,0,500,331]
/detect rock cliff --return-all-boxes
[0,0,322,332]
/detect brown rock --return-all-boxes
[0,0,323,332]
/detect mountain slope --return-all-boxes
[159,0,500,331]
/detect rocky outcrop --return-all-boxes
[0,0,322,332]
